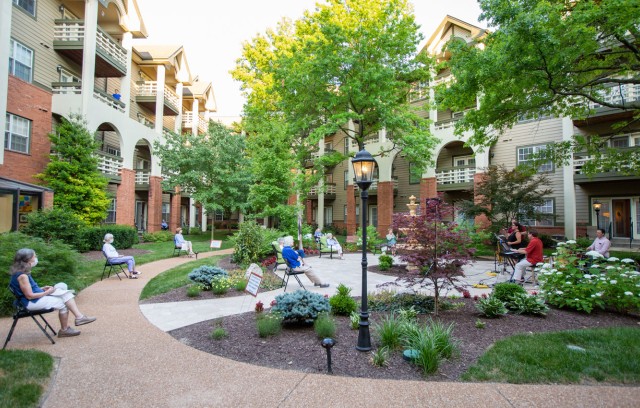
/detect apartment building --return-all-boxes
[305,16,640,244]
[1,0,217,234]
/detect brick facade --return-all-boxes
[42,191,54,209]
[377,181,394,236]
[170,189,181,232]
[1,76,52,184]
[473,172,491,229]
[147,176,163,232]
[419,177,437,212]
[346,184,356,235]
[116,169,135,226]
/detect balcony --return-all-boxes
[95,152,123,179]
[351,134,379,150]
[182,112,208,134]
[309,183,337,199]
[353,178,399,195]
[135,169,150,185]
[51,82,125,113]
[135,81,180,116]
[53,20,127,77]
[573,151,640,184]
[436,165,475,190]
[573,83,640,126]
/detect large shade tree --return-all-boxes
[438,0,640,175]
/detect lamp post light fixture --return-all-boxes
[351,149,377,352]
[593,201,602,230]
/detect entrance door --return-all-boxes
[369,205,378,228]
[612,199,631,238]
[135,201,147,232]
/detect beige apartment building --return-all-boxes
[304,16,640,245]
[1,0,217,233]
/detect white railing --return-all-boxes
[54,20,127,69]
[198,113,208,134]
[93,89,125,112]
[310,183,337,195]
[183,112,206,132]
[135,81,180,112]
[135,169,150,184]
[436,166,475,184]
[434,119,455,130]
[51,82,82,95]
[351,135,379,150]
[585,83,640,110]
[95,152,123,176]
[353,178,398,192]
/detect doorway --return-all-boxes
[135,200,147,232]
[369,205,378,228]
[612,199,631,238]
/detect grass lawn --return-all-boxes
[0,350,54,408]
[462,327,640,384]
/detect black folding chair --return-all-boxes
[3,286,57,349]
[101,250,129,280]
[281,260,307,292]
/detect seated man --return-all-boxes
[325,233,344,259]
[277,237,306,265]
[174,227,196,257]
[161,220,168,230]
[513,229,544,283]
[281,236,329,288]
[587,228,610,258]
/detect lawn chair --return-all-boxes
[271,241,285,272]
[317,235,335,259]
[101,250,129,281]
[173,236,189,257]
[3,286,57,349]
[281,259,307,292]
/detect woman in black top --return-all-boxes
[507,222,526,250]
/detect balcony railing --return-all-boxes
[584,83,640,110]
[135,169,150,184]
[95,152,123,176]
[351,135,379,150]
[310,183,337,196]
[353,178,399,193]
[182,112,208,134]
[51,82,125,112]
[135,81,180,113]
[53,20,127,71]
[436,165,475,184]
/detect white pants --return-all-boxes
[292,265,323,285]
[27,292,74,313]
[513,258,533,281]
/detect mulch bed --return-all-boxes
[152,257,640,382]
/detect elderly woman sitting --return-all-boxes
[174,227,196,257]
[325,233,344,260]
[102,233,141,278]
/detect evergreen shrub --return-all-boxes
[378,254,393,271]
[142,231,173,242]
[78,225,138,251]
[21,208,87,249]
[188,265,228,289]
[492,282,527,303]
[329,284,357,315]
[272,290,331,323]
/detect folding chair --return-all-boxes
[3,286,57,349]
[271,242,285,272]
[317,235,335,259]
[281,260,307,292]
[173,237,189,257]
[101,251,129,281]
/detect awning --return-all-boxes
[0,177,53,193]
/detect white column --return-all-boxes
[0,0,13,165]
[191,99,199,136]
[155,65,165,134]
[81,0,99,113]
[201,205,207,232]
[174,82,183,133]
[474,150,490,173]
[562,116,577,239]
[120,31,133,115]
[189,197,196,228]
[317,139,325,228]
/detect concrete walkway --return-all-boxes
[3,249,639,407]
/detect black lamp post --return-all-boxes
[352,149,377,352]
[593,200,602,230]
[428,198,442,275]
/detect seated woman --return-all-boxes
[9,248,96,338]
[325,233,344,260]
[314,227,323,243]
[506,222,527,260]
[174,227,196,257]
[102,233,141,278]
[386,228,397,256]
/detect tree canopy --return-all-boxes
[37,115,110,225]
[438,0,640,175]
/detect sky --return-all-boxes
[135,0,484,122]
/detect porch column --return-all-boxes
[377,181,394,237]
[81,0,99,114]
[174,82,184,133]
[120,31,133,116]
[562,117,577,239]
[191,99,199,136]
[201,205,206,232]
[419,177,437,212]
[189,197,196,228]
[473,172,491,229]
[346,185,356,235]
[0,0,12,164]
[42,191,54,209]
[317,140,325,227]
[147,176,163,232]
[116,168,135,226]
[305,199,314,225]
[170,189,181,231]
[154,65,166,134]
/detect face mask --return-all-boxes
[30,257,38,268]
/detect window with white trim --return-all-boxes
[517,144,553,172]
[9,39,33,82]
[162,203,170,223]
[324,206,333,226]
[214,209,224,221]
[5,113,31,154]
[523,198,555,226]
[343,205,347,223]
[344,170,349,189]
[105,199,117,224]
[13,0,35,16]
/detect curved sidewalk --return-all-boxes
[2,250,638,407]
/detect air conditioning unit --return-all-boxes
[452,111,465,119]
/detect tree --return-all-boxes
[458,165,553,230]
[155,122,251,239]
[37,115,110,225]
[392,199,475,315]
[438,0,640,175]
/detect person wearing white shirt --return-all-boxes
[587,228,611,258]
[102,233,141,278]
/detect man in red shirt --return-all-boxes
[513,229,543,283]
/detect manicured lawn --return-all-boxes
[0,350,54,408]
[462,327,640,384]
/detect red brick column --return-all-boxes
[170,188,181,231]
[287,193,296,206]
[420,177,437,213]
[42,191,54,209]
[473,172,491,229]
[116,168,135,226]
[305,199,314,225]
[147,176,163,232]
[377,181,394,237]
[347,185,356,235]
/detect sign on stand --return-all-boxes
[245,272,262,297]
[210,240,222,249]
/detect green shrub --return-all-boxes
[349,310,360,330]
[188,265,228,290]
[314,313,337,338]
[492,282,527,303]
[576,236,592,248]
[78,225,138,251]
[256,313,283,337]
[186,285,201,297]
[404,327,441,376]
[356,225,382,252]
[538,233,556,248]
[211,276,232,295]
[142,231,173,242]
[230,221,281,265]
[329,284,357,315]
[508,292,549,316]
[426,318,457,359]
[397,306,418,322]
[21,208,87,248]
[374,314,406,350]
[371,347,389,367]
[475,319,486,329]
[378,254,393,271]
[272,290,331,324]
[0,232,83,316]
[210,327,227,340]
[369,291,435,314]
[476,296,508,318]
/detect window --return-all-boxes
[162,203,170,223]
[214,209,224,221]
[9,39,33,82]
[344,170,349,190]
[610,137,629,148]
[517,144,553,172]
[324,206,333,226]
[343,138,349,155]
[13,0,35,16]
[105,199,117,224]
[524,199,555,226]
[343,205,347,223]
[5,113,31,153]
[324,142,333,153]
[409,163,420,184]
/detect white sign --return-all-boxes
[245,272,262,297]
[245,263,263,279]
[210,240,222,248]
